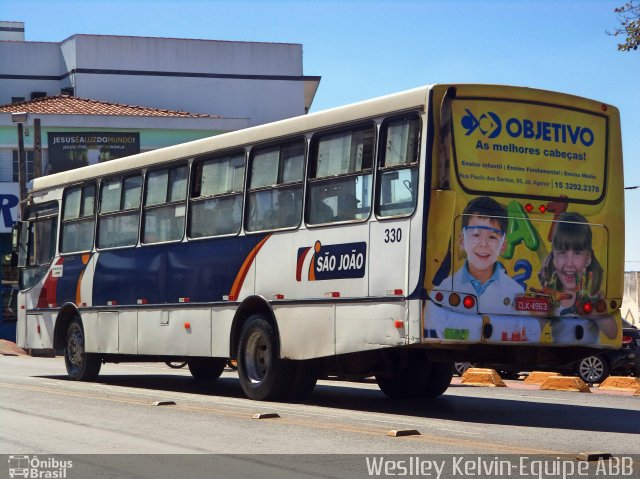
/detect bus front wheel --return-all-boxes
[237,315,293,401]
[64,318,102,381]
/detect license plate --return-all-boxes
[515,296,550,313]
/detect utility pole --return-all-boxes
[11,112,28,219]
[33,118,42,179]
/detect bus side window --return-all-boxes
[307,125,374,225]
[20,202,58,290]
[61,184,96,253]
[188,151,245,238]
[97,175,142,249]
[376,115,420,218]
[246,140,305,232]
[143,165,187,244]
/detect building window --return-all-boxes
[12,150,35,182]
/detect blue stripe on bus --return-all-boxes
[61,235,265,307]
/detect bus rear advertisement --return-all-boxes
[14,83,624,401]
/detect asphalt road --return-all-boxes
[1,354,639,478]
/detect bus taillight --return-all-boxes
[463,296,475,309]
[581,301,593,314]
[595,299,607,313]
[449,293,460,307]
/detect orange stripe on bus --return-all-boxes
[229,235,271,299]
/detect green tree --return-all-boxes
[610,1,640,51]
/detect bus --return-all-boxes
[13,84,624,401]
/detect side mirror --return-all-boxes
[11,223,20,251]
[12,221,28,268]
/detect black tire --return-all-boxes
[64,318,101,381]
[288,359,319,400]
[422,361,454,398]
[498,370,521,381]
[166,361,188,369]
[237,315,294,401]
[577,355,610,384]
[187,357,226,380]
[376,351,452,399]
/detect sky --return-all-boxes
[4,0,640,268]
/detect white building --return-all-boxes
[0,22,320,126]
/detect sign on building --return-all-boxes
[47,132,140,173]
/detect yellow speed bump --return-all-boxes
[539,376,590,392]
[598,376,640,392]
[460,368,506,387]
[523,371,561,385]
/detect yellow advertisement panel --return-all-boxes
[452,98,608,203]
[424,89,621,350]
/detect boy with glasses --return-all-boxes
[449,196,523,311]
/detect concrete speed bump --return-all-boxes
[598,376,640,392]
[460,368,506,387]
[524,371,561,385]
[539,375,590,392]
[0,340,27,356]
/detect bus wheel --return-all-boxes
[288,360,319,401]
[187,357,226,381]
[375,350,432,399]
[237,315,293,401]
[64,318,101,381]
[422,361,454,398]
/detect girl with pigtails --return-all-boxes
[538,212,617,341]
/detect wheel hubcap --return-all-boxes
[580,357,603,382]
[67,327,84,368]
[243,330,270,384]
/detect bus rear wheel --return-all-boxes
[187,357,226,380]
[64,318,101,381]
[237,315,293,401]
[375,351,453,399]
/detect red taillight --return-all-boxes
[434,292,444,302]
[538,204,547,213]
[582,301,593,314]
[622,335,632,345]
[463,295,475,309]
[525,203,534,213]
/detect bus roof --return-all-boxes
[30,85,432,192]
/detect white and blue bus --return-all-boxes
[15,84,625,400]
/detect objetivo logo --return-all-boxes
[461,108,502,139]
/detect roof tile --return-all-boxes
[0,95,218,118]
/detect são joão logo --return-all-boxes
[461,109,502,139]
